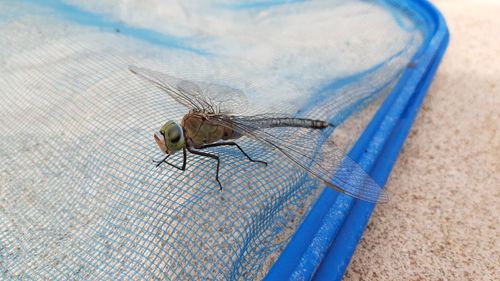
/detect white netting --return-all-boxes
[0,1,422,279]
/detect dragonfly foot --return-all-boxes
[152,155,169,167]
[151,158,162,166]
[253,160,268,167]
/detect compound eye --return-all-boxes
[168,126,181,143]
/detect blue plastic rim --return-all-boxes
[264,0,450,280]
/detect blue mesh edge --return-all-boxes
[24,0,208,55]
[220,0,306,10]
[264,0,450,280]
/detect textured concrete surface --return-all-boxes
[344,1,500,280]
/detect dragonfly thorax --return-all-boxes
[182,111,241,148]
[154,121,185,154]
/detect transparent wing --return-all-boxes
[129,65,248,114]
[196,80,249,114]
[215,114,389,203]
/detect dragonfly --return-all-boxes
[130,66,388,203]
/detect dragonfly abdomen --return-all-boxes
[247,117,330,129]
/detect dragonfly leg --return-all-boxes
[153,148,187,171]
[187,147,222,190]
[197,142,267,166]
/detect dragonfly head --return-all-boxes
[154,121,185,155]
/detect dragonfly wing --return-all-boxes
[200,82,248,114]
[129,65,206,111]
[213,115,388,203]
[129,65,248,114]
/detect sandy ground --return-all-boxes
[344,1,500,280]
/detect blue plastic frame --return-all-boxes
[264,0,449,280]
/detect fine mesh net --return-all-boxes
[0,1,424,279]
